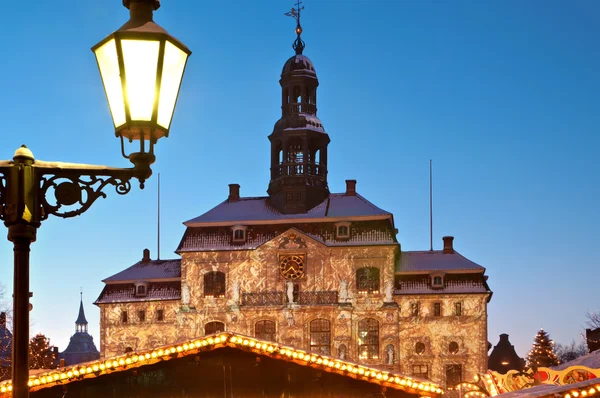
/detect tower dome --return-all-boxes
[282,54,316,75]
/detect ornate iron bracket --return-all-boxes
[39,172,133,220]
[0,159,142,224]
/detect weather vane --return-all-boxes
[285,0,305,54]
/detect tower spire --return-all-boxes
[285,1,305,54]
[75,292,88,333]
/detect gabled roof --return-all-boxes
[102,259,181,283]
[184,193,393,227]
[396,250,485,273]
[0,332,443,397]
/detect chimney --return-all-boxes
[142,248,151,263]
[499,334,509,343]
[0,312,5,326]
[59,358,65,368]
[345,180,357,196]
[228,184,240,202]
[442,236,454,254]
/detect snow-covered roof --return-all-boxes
[552,350,600,371]
[177,224,396,252]
[184,193,392,227]
[103,259,181,283]
[497,377,600,398]
[396,250,485,273]
[95,282,181,304]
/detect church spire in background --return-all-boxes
[75,291,88,334]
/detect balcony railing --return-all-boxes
[289,102,317,115]
[241,292,285,307]
[272,163,326,178]
[298,291,338,305]
[240,291,338,306]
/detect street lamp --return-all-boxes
[0,1,190,397]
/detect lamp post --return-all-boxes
[0,1,190,397]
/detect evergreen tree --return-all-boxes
[527,329,559,368]
[28,333,56,370]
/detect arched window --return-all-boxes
[356,267,380,294]
[357,318,379,359]
[433,276,443,286]
[310,319,331,355]
[204,271,226,298]
[136,285,146,295]
[204,321,225,335]
[415,342,426,355]
[255,320,276,341]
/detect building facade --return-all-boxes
[95,17,492,388]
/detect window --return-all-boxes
[232,226,247,242]
[411,302,420,317]
[138,310,145,322]
[449,341,459,354]
[357,318,379,360]
[233,229,244,241]
[136,285,147,296]
[335,222,351,239]
[433,276,443,286]
[454,302,462,316]
[356,267,380,294]
[156,309,164,322]
[434,303,441,317]
[204,271,226,297]
[446,364,462,388]
[255,320,276,341]
[415,342,426,355]
[413,365,429,379]
[204,321,225,335]
[310,319,331,355]
[121,311,128,324]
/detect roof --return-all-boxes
[0,319,11,366]
[177,223,396,252]
[184,193,393,227]
[552,350,600,371]
[394,274,491,295]
[0,332,443,397]
[75,300,88,325]
[495,377,600,398]
[396,250,485,273]
[58,333,100,366]
[94,282,180,304]
[103,259,181,283]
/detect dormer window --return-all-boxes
[335,222,351,239]
[232,225,247,243]
[430,273,445,289]
[134,282,148,297]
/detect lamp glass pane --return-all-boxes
[94,39,126,127]
[121,39,160,121]
[157,41,188,129]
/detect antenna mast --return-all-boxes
[157,173,161,260]
[429,160,433,251]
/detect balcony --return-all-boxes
[240,291,338,307]
[298,291,338,305]
[241,292,285,307]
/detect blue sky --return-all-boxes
[0,0,598,359]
